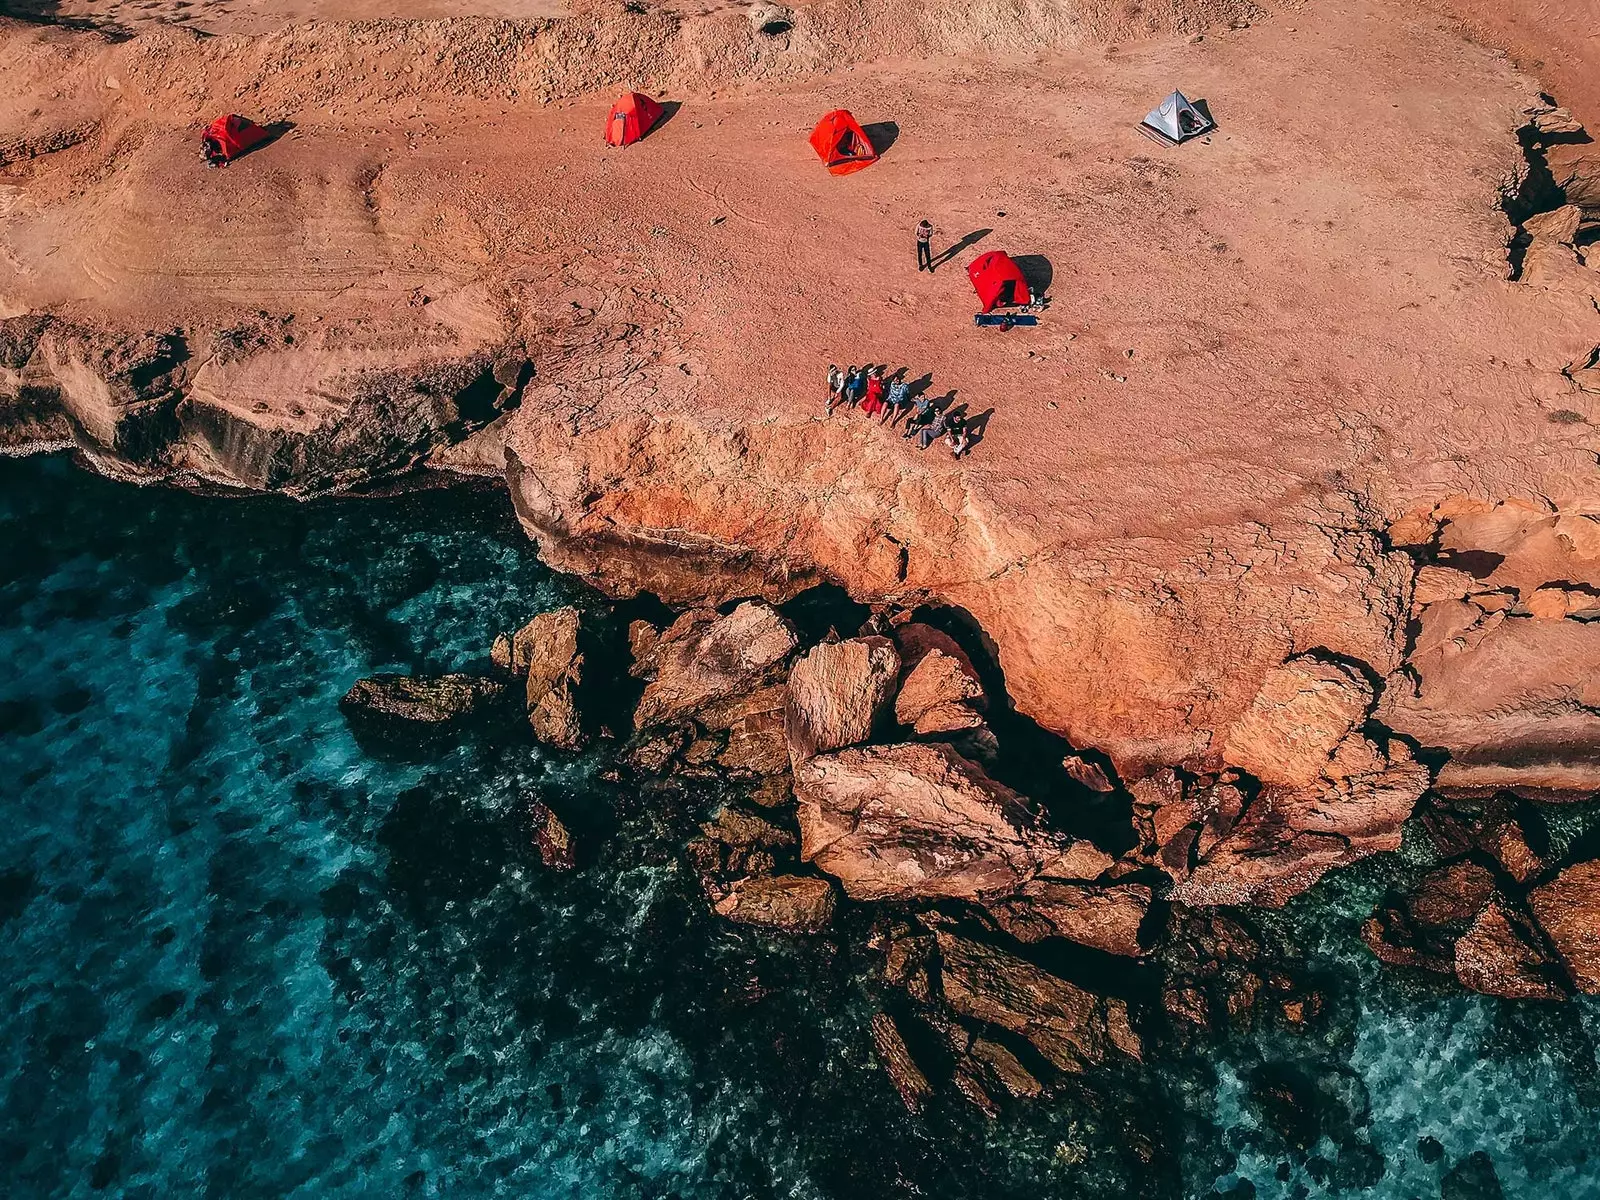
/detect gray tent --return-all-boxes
[1140,91,1213,145]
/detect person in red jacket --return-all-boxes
[861,366,886,419]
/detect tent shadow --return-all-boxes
[231,120,295,163]
[650,100,683,136]
[1012,254,1053,300]
[862,121,899,157]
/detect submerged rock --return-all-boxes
[933,931,1141,1073]
[795,742,1111,903]
[633,602,798,730]
[714,874,836,932]
[340,673,509,733]
[529,799,576,871]
[784,636,899,763]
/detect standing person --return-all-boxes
[886,375,911,426]
[862,367,886,419]
[827,364,845,414]
[916,220,935,272]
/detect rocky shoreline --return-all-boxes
[340,591,1600,1119]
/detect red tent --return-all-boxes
[606,92,665,147]
[968,251,1032,313]
[201,114,271,165]
[808,109,879,175]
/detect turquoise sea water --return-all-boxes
[2,453,1598,1199]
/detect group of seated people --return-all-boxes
[826,364,972,458]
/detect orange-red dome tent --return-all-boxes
[201,114,271,166]
[808,109,879,175]
[967,251,1032,313]
[605,92,665,147]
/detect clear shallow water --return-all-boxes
[1,454,1598,1200]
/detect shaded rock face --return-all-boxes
[339,673,509,734]
[633,602,798,730]
[795,742,1111,904]
[933,931,1140,1073]
[0,316,529,495]
[1528,860,1600,993]
[1158,906,1273,1032]
[784,636,899,763]
[1362,860,1499,973]
[714,874,835,932]
[518,607,587,750]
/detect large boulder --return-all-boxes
[713,874,836,932]
[339,673,509,733]
[891,621,995,756]
[933,931,1141,1073]
[633,602,798,729]
[1453,898,1564,1000]
[519,607,587,750]
[987,880,1153,957]
[784,636,900,763]
[1361,860,1498,973]
[1528,860,1600,993]
[795,743,1111,903]
[869,1012,934,1113]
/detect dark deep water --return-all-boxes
[2,453,1599,1200]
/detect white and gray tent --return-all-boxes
[1139,91,1214,145]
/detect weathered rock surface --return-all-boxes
[518,607,587,750]
[987,880,1153,956]
[934,931,1140,1073]
[784,636,899,763]
[966,1037,1042,1099]
[529,799,576,871]
[339,673,509,732]
[1133,741,1430,908]
[1222,656,1375,788]
[869,1012,934,1113]
[714,874,836,932]
[1062,753,1116,793]
[1527,860,1600,993]
[1384,504,1600,800]
[0,315,529,494]
[795,742,1111,903]
[633,602,798,730]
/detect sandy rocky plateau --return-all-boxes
[4,0,1600,1116]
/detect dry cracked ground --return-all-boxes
[3,0,1600,905]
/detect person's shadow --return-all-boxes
[966,408,995,449]
[930,228,992,270]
